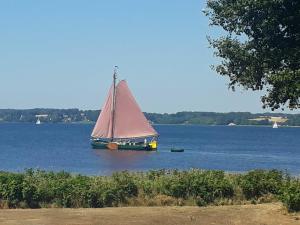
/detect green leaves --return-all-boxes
[262,69,300,109]
[238,170,284,199]
[0,169,299,211]
[206,0,300,110]
[280,180,300,212]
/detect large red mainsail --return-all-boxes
[91,80,158,139]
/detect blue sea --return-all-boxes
[0,123,299,175]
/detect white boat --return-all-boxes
[273,121,278,128]
[36,118,41,125]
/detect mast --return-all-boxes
[111,66,118,141]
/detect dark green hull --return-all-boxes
[91,140,156,151]
[171,148,184,152]
[91,142,107,149]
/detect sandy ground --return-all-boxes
[0,203,299,225]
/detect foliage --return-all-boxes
[238,170,284,199]
[0,169,299,212]
[280,179,300,212]
[0,172,24,207]
[187,170,234,203]
[205,0,300,110]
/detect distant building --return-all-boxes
[35,114,48,118]
[248,116,288,123]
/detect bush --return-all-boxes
[158,173,189,198]
[22,173,39,208]
[0,169,298,211]
[280,180,300,212]
[239,170,284,199]
[0,172,24,207]
[188,170,234,203]
[87,178,105,208]
[111,171,138,203]
[102,189,118,207]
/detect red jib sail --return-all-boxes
[91,80,158,139]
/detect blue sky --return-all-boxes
[0,0,289,113]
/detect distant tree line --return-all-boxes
[146,112,300,126]
[0,109,299,126]
[0,109,99,124]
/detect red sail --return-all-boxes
[113,80,157,138]
[91,80,158,139]
[91,85,114,139]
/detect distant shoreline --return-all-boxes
[0,109,299,126]
[1,121,300,128]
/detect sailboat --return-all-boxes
[36,118,41,125]
[91,68,158,151]
[273,121,279,129]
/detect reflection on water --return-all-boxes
[93,149,156,172]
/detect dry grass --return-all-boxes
[0,203,299,225]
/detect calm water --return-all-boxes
[0,123,299,175]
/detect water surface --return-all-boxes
[0,124,299,175]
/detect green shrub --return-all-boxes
[239,170,284,199]
[150,170,234,203]
[0,172,24,207]
[280,180,300,212]
[0,169,297,211]
[139,180,154,196]
[87,178,105,208]
[157,174,188,199]
[146,170,167,180]
[102,189,118,207]
[111,171,138,202]
[22,175,39,208]
[188,170,234,203]
[168,177,189,198]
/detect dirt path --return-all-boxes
[0,203,299,225]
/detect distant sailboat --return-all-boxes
[36,118,41,125]
[91,67,158,151]
[273,121,278,128]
